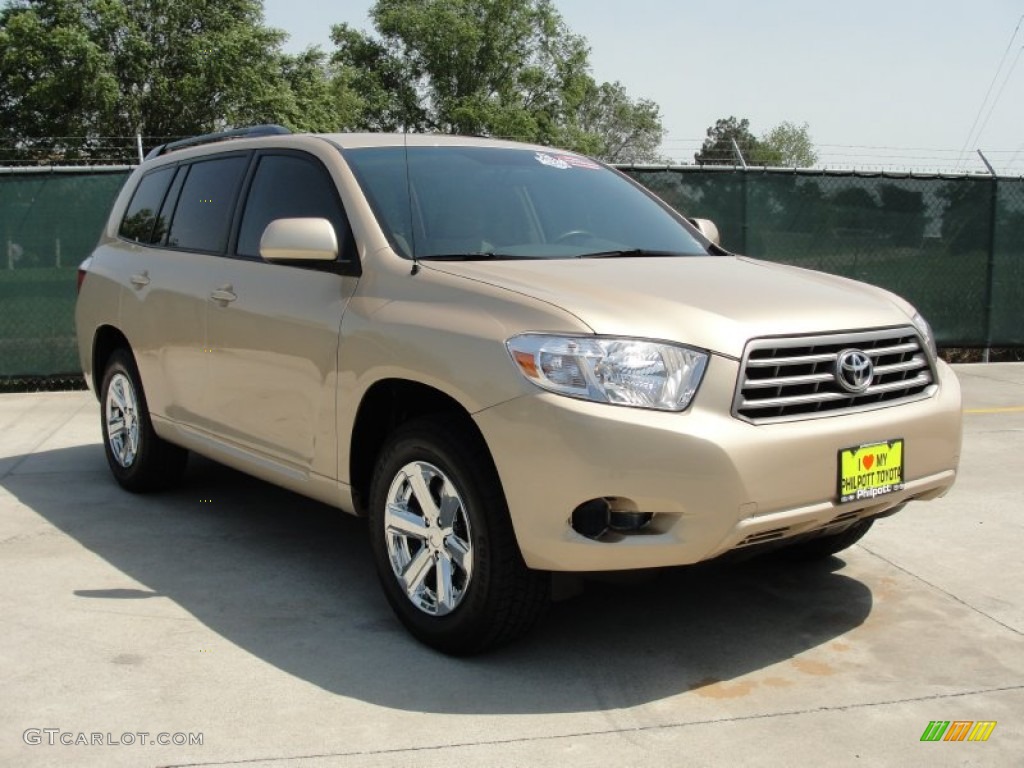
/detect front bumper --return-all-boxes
[474,356,962,571]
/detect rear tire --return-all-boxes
[368,417,548,655]
[777,519,874,561]
[100,348,187,492]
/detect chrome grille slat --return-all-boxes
[746,352,838,367]
[743,372,835,389]
[866,372,933,393]
[867,342,919,357]
[873,356,928,375]
[739,372,934,410]
[734,327,937,424]
[739,391,848,409]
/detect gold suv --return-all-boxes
[75,127,962,654]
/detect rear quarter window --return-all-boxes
[119,166,175,244]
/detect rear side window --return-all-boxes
[167,155,249,253]
[237,154,350,259]
[119,166,175,244]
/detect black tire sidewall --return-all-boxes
[99,349,162,490]
[368,421,508,653]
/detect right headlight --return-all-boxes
[506,334,708,411]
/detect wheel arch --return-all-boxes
[91,325,133,396]
[348,378,495,517]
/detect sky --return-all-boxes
[262,0,1024,174]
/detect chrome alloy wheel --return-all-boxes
[105,372,141,468]
[384,461,474,616]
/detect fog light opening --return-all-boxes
[609,510,654,532]
[571,499,611,540]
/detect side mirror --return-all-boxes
[688,218,721,247]
[260,218,338,263]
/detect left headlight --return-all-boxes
[911,311,938,360]
[506,334,708,411]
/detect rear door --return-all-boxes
[202,151,359,478]
[114,157,248,425]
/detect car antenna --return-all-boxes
[404,131,420,275]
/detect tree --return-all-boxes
[330,0,664,162]
[329,21,425,132]
[0,0,119,158]
[0,0,337,160]
[1,0,664,163]
[760,121,817,168]
[279,48,348,133]
[570,81,665,163]
[694,116,762,166]
[695,116,818,167]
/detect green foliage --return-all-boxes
[0,0,119,157]
[279,48,346,132]
[696,116,818,168]
[0,0,342,159]
[694,117,759,166]
[1,0,663,162]
[331,0,665,161]
[572,81,665,163]
[329,21,425,132]
[760,121,817,168]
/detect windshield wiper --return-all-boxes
[575,248,688,259]
[419,252,506,261]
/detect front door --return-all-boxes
[202,151,358,477]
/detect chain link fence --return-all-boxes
[0,165,1021,387]
[625,167,1024,348]
[0,168,130,385]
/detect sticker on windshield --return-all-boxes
[535,152,571,169]
[534,152,601,170]
[559,154,601,170]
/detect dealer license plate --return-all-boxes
[838,440,905,503]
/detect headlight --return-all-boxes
[911,311,937,360]
[506,334,708,411]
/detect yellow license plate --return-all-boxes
[838,440,905,503]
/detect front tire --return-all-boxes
[100,348,187,492]
[368,417,548,655]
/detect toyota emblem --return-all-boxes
[835,349,873,393]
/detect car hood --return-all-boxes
[423,256,916,358]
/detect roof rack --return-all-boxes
[144,124,292,160]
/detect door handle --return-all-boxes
[130,271,150,288]
[210,285,237,304]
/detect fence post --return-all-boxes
[740,169,749,255]
[979,151,998,363]
[55,237,61,268]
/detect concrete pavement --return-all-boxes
[1,364,1022,767]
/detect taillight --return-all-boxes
[77,257,93,294]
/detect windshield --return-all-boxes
[342,146,708,260]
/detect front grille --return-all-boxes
[734,327,936,423]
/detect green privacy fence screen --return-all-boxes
[0,165,1021,378]
[0,169,129,377]
[625,167,1024,349]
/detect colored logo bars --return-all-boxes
[920,721,997,742]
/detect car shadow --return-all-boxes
[3,444,873,715]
